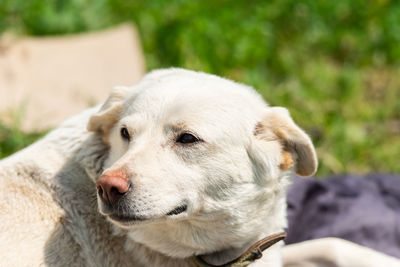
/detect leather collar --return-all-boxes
[192,232,286,267]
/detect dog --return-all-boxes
[0,68,317,266]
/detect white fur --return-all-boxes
[0,68,317,266]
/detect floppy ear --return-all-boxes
[254,107,318,177]
[87,86,130,136]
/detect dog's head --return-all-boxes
[87,68,317,258]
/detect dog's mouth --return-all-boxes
[109,213,147,222]
[166,204,187,216]
[105,203,188,225]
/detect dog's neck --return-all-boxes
[193,232,286,266]
[198,245,249,266]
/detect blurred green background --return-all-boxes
[0,0,399,175]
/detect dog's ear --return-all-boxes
[254,107,318,177]
[87,86,130,136]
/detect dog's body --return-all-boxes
[0,69,317,266]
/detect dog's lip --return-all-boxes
[109,213,148,222]
[166,204,187,216]
[108,204,188,222]
[104,204,188,224]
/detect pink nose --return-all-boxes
[96,170,131,204]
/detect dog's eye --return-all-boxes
[176,133,199,144]
[120,127,130,141]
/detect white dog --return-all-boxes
[0,68,317,266]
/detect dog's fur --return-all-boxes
[0,68,317,266]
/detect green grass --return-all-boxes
[0,123,46,159]
[0,0,399,175]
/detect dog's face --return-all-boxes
[87,69,317,258]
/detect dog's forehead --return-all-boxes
[124,70,268,124]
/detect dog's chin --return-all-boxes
[99,204,189,228]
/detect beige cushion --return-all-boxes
[0,23,145,132]
[282,237,400,267]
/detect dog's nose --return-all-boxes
[96,171,131,204]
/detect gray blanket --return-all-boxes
[286,173,400,258]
